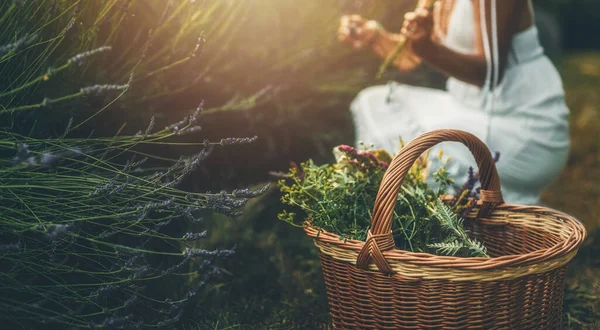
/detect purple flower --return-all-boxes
[493,151,501,163]
[462,166,478,193]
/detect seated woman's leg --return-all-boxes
[350,83,452,153]
[349,83,568,205]
[491,101,570,205]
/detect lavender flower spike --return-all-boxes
[182,231,208,241]
[67,46,112,66]
[191,33,205,58]
[220,136,258,146]
[81,83,129,96]
[0,33,38,55]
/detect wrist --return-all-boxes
[365,21,384,48]
[411,37,435,58]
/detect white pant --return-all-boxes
[350,83,569,205]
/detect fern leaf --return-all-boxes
[427,240,464,256]
[466,238,489,257]
[433,200,463,233]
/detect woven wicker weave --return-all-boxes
[304,129,586,329]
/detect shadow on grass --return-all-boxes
[195,187,330,329]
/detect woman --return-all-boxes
[338,0,569,205]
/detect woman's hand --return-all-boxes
[401,8,435,55]
[337,14,423,72]
[337,15,381,50]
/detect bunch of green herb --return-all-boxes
[278,144,489,258]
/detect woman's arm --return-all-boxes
[371,30,422,72]
[404,0,527,87]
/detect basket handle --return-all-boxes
[356,129,504,273]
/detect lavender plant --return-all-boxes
[0,118,268,328]
[0,0,419,183]
[0,0,268,328]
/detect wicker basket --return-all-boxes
[304,129,586,329]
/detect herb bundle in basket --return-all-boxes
[278,142,488,257]
[277,129,586,329]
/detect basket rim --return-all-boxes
[303,202,587,271]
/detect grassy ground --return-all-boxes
[194,52,600,329]
[544,53,600,329]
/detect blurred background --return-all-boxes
[0,0,599,328]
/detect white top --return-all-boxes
[444,0,566,114]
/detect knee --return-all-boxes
[350,85,398,117]
[352,85,390,105]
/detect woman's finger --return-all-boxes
[340,15,365,29]
[349,14,365,24]
[404,8,432,39]
[403,21,428,40]
[403,12,415,30]
[413,10,432,26]
[415,8,430,18]
[352,40,364,49]
[403,28,415,39]
[337,20,355,44]
[338,27,350,43]
[340,15,350,27]
[432,1,444,40]
[339,15,355,44]
[401,25,415,36]
[403,19,418,33]
[433,1,441,22]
